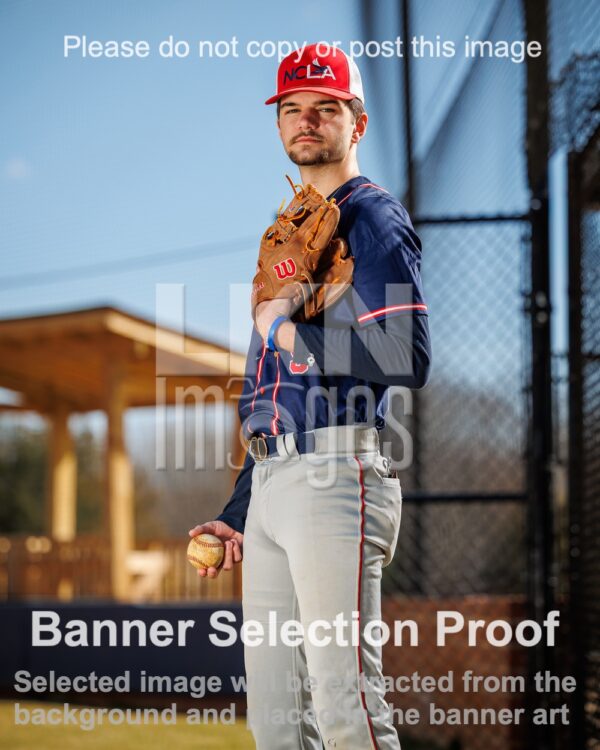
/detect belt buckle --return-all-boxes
[249,435,268,462]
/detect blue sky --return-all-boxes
[0,0,524,354]
[1,0,377,352]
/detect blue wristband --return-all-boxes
[266,315,289,352]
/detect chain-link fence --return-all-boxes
[565,149,600,750]
[377,0,531,603]
[377,212,532,749]
[576,205,600,750]
[368,2,534,746]
[548,0,600,155]
[381,218,531,600]
[546,0,600,746]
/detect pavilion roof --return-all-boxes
[0,305,247,412]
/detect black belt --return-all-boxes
[248,431,316,462]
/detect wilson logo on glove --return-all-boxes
[251,175,354,324]
[273,259,297,280]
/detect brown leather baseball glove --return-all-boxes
[251,176,354,323]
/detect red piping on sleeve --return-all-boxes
[250,341,267,415]
[357,303,428,323]
[270,353,282,435]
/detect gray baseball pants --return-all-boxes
[242,425,403,749]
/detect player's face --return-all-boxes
[277,92,356,166]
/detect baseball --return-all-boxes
[187,534,225,570]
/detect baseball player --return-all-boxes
[190,43,431,749]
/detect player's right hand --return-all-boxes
[188,521,243,579]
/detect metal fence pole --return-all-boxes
[566,148,586,750]
[401,0,425,596]
[524,1,555,748]
[527,193,556,750]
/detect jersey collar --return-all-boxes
[327,175,371,206]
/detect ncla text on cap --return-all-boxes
[265,43,364,105]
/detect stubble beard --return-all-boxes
[286,135,347,166]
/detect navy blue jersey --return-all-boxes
[217,175,432,533]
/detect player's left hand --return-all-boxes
[254,297,294,340]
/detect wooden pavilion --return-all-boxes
[0,305,247,600]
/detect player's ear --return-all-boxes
[351,112,368,144]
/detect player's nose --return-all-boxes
[296,107,320,129]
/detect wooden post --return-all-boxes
[105,368,134,600]
[46,405,77,542]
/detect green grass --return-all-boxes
[0,700,255,749]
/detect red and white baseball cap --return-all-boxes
[265,43,364,105]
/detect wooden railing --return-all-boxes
[0,535,241,602]
[137,538,242,602]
